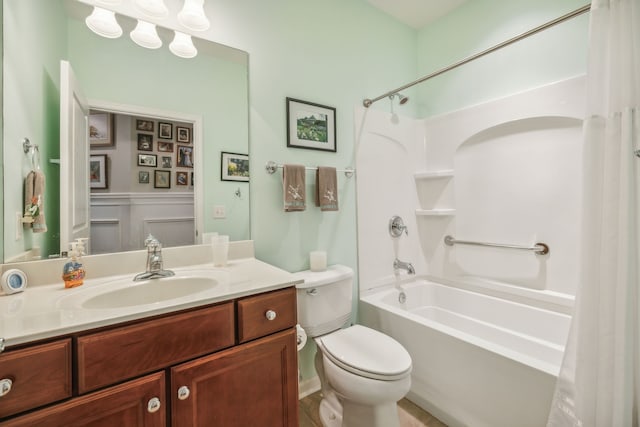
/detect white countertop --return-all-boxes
[0,256,301,348]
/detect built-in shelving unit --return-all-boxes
[414,169,455,218]
[415,208,456,216]
[413,169,454,180]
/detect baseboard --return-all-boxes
[298,376,321,399]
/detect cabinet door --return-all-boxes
[171,329,299,427]
[1,372,166,427]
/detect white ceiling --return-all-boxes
[366,0,469,29]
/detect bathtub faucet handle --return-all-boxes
[389,216,408,238]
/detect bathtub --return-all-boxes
[359,278,571,427]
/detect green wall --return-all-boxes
[415,0,589,116]
[3,0,66,260]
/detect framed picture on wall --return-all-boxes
[154,170,171,188]
[138,171,150,184]
[161,156,172,168]
[137,153,157,167]
[286,98,336,152]
[177,145,194,168]
[89,111,115,148]
[136,119,154,132]
[158,141,174,152]
[221,152,249,182]
[137,134,153,151]
[90,154,108,189]
[176,171,188,186]
[176,126,191,143]
[158,122,173,140]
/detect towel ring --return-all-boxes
[22,138,41,170]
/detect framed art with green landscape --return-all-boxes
[286,97,336,152]
[221,152,249,182]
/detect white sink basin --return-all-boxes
[57,272,221,311]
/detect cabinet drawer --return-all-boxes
[77,302,234,394]
[0,339,72,418]
[1,371,165,427]
[237,287,296,343]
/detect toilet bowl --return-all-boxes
[294,265,412,427]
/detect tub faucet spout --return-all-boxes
[394,258,415,275]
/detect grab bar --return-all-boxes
[444,235,549,255]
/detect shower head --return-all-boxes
[389,92,409,105]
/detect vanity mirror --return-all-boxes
[2,0,250,263]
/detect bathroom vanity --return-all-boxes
[0,242,300,426]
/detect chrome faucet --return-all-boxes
[393,258,415,275]
[134,235,175,281]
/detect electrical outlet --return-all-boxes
[15,212,23,240]
[213,205,226,219]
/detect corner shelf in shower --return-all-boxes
[413,169,454,180]
[415,208,456,216]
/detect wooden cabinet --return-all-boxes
[171,329,298,427]
[2,372,165,427]
[0,287,298,426]
[77,303,234,393]
[0,339,72,418]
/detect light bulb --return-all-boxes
[130,20,162,49]
[85,7,122,39]
[178,0,210,32]
[133,0,168,19]
[169,31,198,58]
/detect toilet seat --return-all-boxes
[317,325,412,381]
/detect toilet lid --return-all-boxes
[318,325,412,381]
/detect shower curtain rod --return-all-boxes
[362,4,591,108]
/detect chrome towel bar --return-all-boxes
[265,161,355,178]
[444,235,549,255]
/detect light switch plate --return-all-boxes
[213,205,226,219]
[15,212,23,240]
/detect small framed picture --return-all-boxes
[137,134,153,151]
[137,153,157,167]
[154,170,171,188]
[161,156,172,168]
[176,126,191,143]
[158,141,174,152]
[286,97,336,152]
[221,152,249,182]
[190,172,194,187]
[136,119,154,132]
[90,154,108,189]
[158,122,173,140]
[138,171,150,184]
[177,145,194,168]
[89,111,115,147]
[176,171,188,186]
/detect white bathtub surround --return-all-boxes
[548,1,640,426]
[360,278,569,427]
[355,77,588,426]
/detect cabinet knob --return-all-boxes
[177,385,190,400]
[0,379,12,397]
[265,310,277,321]
[147,397,161,413]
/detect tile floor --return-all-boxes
[299,391,447,427]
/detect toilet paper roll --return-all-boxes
[296,324,307,350]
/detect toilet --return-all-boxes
[294,265,412,427]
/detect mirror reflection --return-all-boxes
[3,0,250,263]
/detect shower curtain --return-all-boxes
[547,0,640,426]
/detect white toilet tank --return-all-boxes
[293,265,354,338]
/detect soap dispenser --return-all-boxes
[62,242,86,289]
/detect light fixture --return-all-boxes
[94,0,123,5]
[85,7,122,39]
[178,0,210,32]
[133,0,169,19]
[169,31,197,58]
[130,20,162,49]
